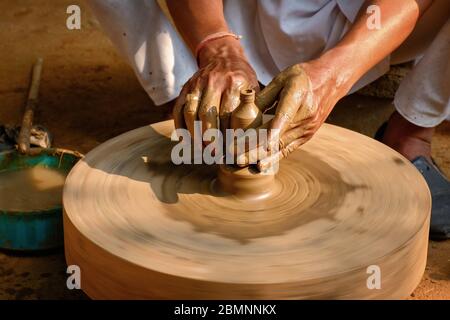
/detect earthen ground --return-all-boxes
[0,0,448,299]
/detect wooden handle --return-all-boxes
[18,58,43,154]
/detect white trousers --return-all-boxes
[394,19,450,127]
[89,1,449,127]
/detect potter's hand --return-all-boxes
[173,37,259,139]
[239,61,347,170]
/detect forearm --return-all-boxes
[166,0,243,63]
[315,0,432,92]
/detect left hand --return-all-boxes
[238,60,350,170]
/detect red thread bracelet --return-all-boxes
[195,31,242,62]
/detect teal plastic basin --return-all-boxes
[0,148,82,251]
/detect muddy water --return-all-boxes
[0,166,67,212]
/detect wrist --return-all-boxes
[311,48,358,95]
[197,36,246,67]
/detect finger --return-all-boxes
[279,122,314,147]
[255,76,283,111]
[257,136,308,172]
[198,86,221,139]
[219,86,241,134]
[271,77,307,131]
[256,120,316,172]
[233,121,271,166]
[172,85,189,130]
[255,65,305,111]
[235,117,315,167]
[235,122,300,167]
[292,84,317,124]
[267,78,305,151]
[184,91,201,139]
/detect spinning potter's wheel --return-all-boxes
[63,120,430,299]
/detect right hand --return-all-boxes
[173,37,259,140]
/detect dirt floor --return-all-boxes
[0,1,448,299]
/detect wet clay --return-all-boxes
[230,89,262,130]
[63,120,431,299]
[225,89,269,196]
[255,65,315,123]
[216,164,275,199]
[0,166,66,211]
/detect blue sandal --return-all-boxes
[375,122,450,240]
[412,156,450,240]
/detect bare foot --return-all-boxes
[381,111,434,162]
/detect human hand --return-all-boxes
[238,60,350,170]
[173,37,259,140]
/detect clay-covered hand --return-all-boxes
[173,37,259,140]
[239,61,348,170]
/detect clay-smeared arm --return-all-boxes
[246,0,433,170]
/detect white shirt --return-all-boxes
[90,0,390,105]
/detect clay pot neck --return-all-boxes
[230,89,262,131]
[240,89,255,103]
